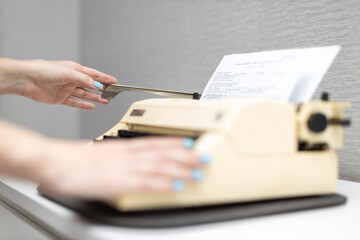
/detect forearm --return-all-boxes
[0,58,32,95]
[0,119,49,182]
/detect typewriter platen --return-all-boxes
[95,91,350,211]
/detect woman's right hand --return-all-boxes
[38,137,210,201]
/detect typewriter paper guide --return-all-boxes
[200,46,340,103]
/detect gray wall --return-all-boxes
[80,0,360,181]
[0,0,81,139]
[0,1,81,239]
[0,0,359,181]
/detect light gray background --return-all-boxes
[1,0,359,180]
[0,0,359,239]
[0,1,81,239]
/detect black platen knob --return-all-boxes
[321,92,329,101]
[307,113,327,133]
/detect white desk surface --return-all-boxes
[0,177,359,240]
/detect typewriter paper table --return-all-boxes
[0,177,359,240]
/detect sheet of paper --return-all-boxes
[200,46,340,103]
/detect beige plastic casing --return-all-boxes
[95,98,345,211]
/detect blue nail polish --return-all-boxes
[182,138,195,149]
[94,81,103,89]
[200,155,212,165]
[191,169,204,181]
[172,179,186,192]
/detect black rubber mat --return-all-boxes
[38,188,346,228]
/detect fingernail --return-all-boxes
[182,138,195,149]
[94,81,103,89]
[200,155,212,165]
[172,179,186,192]
[191,168,204,181]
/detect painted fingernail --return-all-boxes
[94,81,103,89]
[182,138,195,149]
[200,155,212,165]
[172,179,186,192]
[191,169,204,181]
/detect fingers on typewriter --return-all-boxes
[124,137,195,151]
[127,174,178,193]
[124,137,201,167]
[132,159,200,183]
[123,137,182,150]
[72,87,110,104]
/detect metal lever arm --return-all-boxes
[101,84,201,100]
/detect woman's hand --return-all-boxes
[0,120,211,201]
[0,58,118,110]
[38,138,209,201]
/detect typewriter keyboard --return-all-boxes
[97,130,161,141]
[96,130,198,142]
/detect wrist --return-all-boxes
[5,133,51,182]
[31,139,89,186]
[0,58,44,96]
[32,139,66,185]
[0,58,28,95]
[0,121,55,184]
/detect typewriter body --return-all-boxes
[95,94,349,211]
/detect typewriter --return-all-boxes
[94,86,350,212]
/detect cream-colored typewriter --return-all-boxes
[96,85,350,211]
